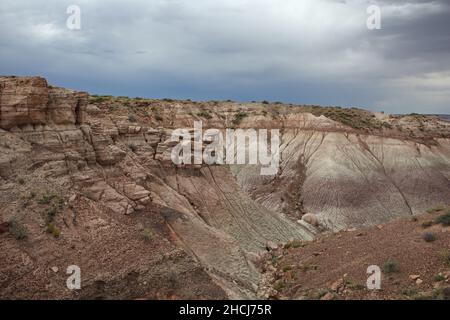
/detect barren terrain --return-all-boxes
[0,76,449,299]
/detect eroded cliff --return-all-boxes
[0,76,449,299]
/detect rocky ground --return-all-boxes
[259,207,450,300]
[0,76,449,299]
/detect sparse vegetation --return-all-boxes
[439,250,450,266]
[382,259,400,274]
[46,223,60,238]
[197,110,212,119]
[427,205,445,213]
[273,280,285,292]
[142,228,154,242]
[232,111,248,126]
[284,239,304,249]
[421,221,433,228]
[128,114,137,123]
[38,192,57,205]
[433,274,446,282]
[423,232,437,242]
[8,219,28,240]
[435,212,450,226]
[128,143,138,152]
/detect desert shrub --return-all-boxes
[421,221,433,228]
[154,114,163,121]
[382,259,400,274]
[432,287,450,300]
[197,111,212,119]
[46,223,60,238]
[402,288,419,298]
[433,274,446,282]
[423,232,437,242]
[142,228,153,242]
[128,144,138,152]
[439,250,450,266]
[273,280,285,292]
[427,205,445,213]
[8,220,28,240]
[128,114,137,123]
[282,265,292,272]
[39,192,56,205]
[435,213,450,226]
[44,206,58,224]
[232,111,248,126]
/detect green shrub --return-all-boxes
[433,274,446,282]
[44,206,58,224]
[261,100,270,105]
[8,220,28,240]
[46,223,60,238]
[142,228,153,242]
[273,280,285,292]
[439,250,450,266]
[435,213,450,226]
[38,192,56,205]
[232,111,248,126]
[282,265,292,272]
[197,111,212,119]
[427,205,445,213]
[382,259,400,274]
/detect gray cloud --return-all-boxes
[0,0,449,113]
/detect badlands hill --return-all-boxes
[0,76,449,299]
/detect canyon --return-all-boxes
[0,76,449,299]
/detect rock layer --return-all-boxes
[0,76,449,299]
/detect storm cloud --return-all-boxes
[0,0,449,113]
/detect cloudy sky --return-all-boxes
[1,0,449,113]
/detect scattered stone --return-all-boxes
[50,266,59,273]
[409,275,421,281]
[416,278,423,285]
[301,213,319,227]
[331,279,344,292]
[266,241,278,251]
[321,292,334,300]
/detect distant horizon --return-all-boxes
[5,73,450,117]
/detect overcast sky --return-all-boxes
[1,0,449,114]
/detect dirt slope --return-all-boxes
[260,207,450,300]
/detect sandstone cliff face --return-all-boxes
[0,76,449,299]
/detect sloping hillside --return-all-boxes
[0,76,449,299]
